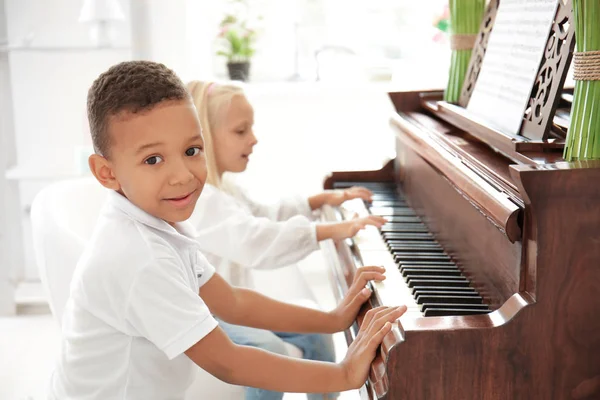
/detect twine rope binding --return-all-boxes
[451,34,478,51]
[573,51,600,81]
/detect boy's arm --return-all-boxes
[200,266,387,334]
[185,305,406,393]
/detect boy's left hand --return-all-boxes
[328,266,386,332]
[323,186,373,207]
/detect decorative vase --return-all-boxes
[227,61,251,81]
[564,0,600,161]
[444,0,485,104]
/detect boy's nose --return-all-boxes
[169,160,194,186]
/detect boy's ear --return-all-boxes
[88,154,121,191]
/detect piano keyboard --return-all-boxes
[333,181,490,317]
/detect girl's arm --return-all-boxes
[192,187,385,270]
[193,189,384,270]
[316,216,386,241]
[308,186,373,210]
[237,183,315,221]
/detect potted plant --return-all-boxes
[216,1,259,81]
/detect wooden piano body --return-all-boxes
[321,90,600,400]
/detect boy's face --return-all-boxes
[213,95,257,174]
[91,100,206,225]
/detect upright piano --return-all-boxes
[320,0,600,397]
[320,90,600,399]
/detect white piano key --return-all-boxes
[340,198,370,218]
[359,249,419,312]
[336,199,421,315]
[353,226,387,250]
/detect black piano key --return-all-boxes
[412,286,476,295]
[390,246,445,254]
[370,193,400,202]
[386,237,438,244]
[402,268,462,277]
[420,303,489,312]
[400,266,460,275]
[424,308,491,317]
[394,254,451,263]
[398,261,456,267]
[382,221,428,227]
[406,276,469,287]
[382,220,427,227]
[416,295,483,305]
[413,287,479,296]
[370,200,407,207]
[381,225,429,233]
[384,240,442,250]
[332,181,395,191]
[388,242,443,249]
[389,242,443,249]
[371,207,417,217]
[384,233,433,240]
[409,278,471,288]
[395,252,448,259]
[385,236,436,242]
[380,216,422,224]
[408,280,471,289]
[384,229,431,236]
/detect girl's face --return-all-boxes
[213,95,257,174]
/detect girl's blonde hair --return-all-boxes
[186,80,246,189]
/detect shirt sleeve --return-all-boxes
[232,181,315,221]
[124,257,218,360]
[193,250,216,289]
[191,189,319,270]
[244,193,314,221]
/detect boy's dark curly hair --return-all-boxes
[87,60,189,157]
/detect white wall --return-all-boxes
[131,0,221,82]
[242,82,396,201]
[5,0,131,282]
[2,0,399,291]
[0,0,19,315]
[6,0,131,172]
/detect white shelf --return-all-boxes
[0,44,130,53]
[6,164,87,181]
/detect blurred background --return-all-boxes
[0,1,452,398]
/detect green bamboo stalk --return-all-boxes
[444,0,485,103]
[564,0,600,161]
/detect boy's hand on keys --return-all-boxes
[331,215,386,241]
[340,305,407,389]
[323,186,373,207]
[329,266,386,331]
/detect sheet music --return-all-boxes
[467,0,558,135]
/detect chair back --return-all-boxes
[30,178,108,325]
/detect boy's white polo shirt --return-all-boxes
[49,190,218,400]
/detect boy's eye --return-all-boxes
[186,147,202,157]
[145,155,163,165]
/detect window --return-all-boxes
[214,0,452,85]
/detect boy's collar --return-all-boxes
[107,190,197,240]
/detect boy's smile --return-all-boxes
[164,189,199,209]
[90,99,206,225]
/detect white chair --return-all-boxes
[30,177,303,400]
